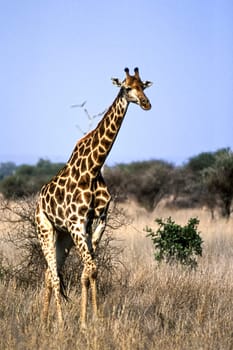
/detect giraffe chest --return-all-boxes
[40,176,111,230]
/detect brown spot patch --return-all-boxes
[98,145,106,154]
[99,122,105,136]
[92,137,99,149]
[68,180,77,193]
[50,197,57,216]
[66,194,72,204]
[79,144,85,155]
[73,188,81,202]
[78,205,88,216]
[55,218,63,227]
[55,187,64,204]
[106,129,115,139]
[80,158,87,173]
[78,174,90,190]
[101,137,111,149]
[57,206,65,219]
[83,146,91,157]
[71,165,80,180]
[41,185,47,196]
[71,203,77,212]
[35,215,41,225]
[85,138,91,147]
[49,182,56,195]
[83,191,92,204]
[96,153,105,164]
[92,149,98,161]
[110,123,117,132]
[58,178,67,187]
[42,199,47,211]
[69,214,78,222]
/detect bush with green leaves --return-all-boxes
[146,217,203,269]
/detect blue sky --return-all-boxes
[1,0,232,166]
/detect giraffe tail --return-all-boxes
[58,273,70,302]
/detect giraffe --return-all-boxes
[35,67,152,328]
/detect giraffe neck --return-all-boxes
[69,90,129,176]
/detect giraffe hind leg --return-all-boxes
[41,255,63,326]
[56,230,74,301]
[36,212,63,326]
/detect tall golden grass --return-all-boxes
[0,200,233,349]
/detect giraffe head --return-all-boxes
[111,67,152,110]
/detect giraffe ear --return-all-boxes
[143,81,153,89]
[111,78,122,87]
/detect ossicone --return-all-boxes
[124,67,130,77]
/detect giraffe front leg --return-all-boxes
[42,268,52,324]
[90,269,98,318]
[80,267,89,329]
[80,260,98,328]
[71,225,98,328]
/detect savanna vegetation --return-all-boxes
[1,147,233,218]
[0,147,233,349]
[0,200,233,349]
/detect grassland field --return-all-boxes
[0,198,233,350]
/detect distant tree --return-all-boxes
[105,160,174,211]
[187,152,216,173]
[0,159,65,199]
[104,165,126,202]
[203,148,233,218]
[36,158,53,170]
[0,175,26,198]
[167,166,200,208]
[0,162,16,180]
[16,164,35,176]
[133,161,173,210]
[35,158,64,177]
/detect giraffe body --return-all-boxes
[35,67,152,328]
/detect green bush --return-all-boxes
[146,217,203,269]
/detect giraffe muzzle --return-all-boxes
[140,98,152,110]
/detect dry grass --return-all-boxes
[1,200,233,349]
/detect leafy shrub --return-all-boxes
[146,217,203,269]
